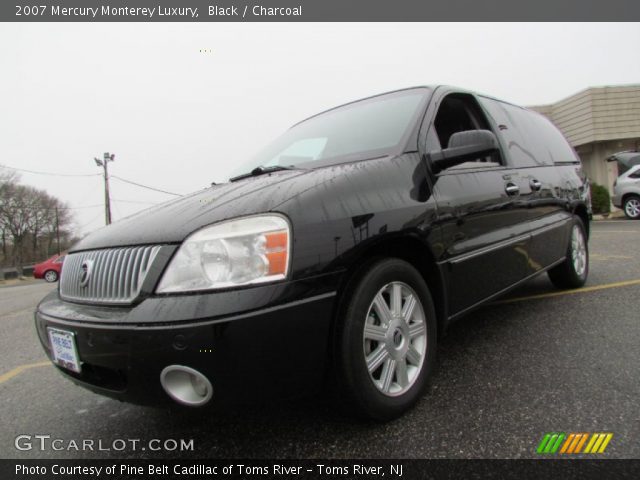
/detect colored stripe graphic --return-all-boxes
[539,433,613,454]
[537,433,565,454]
[574,433,589,453]
[598,434,614,453]
[537,434,552,453]
[584,433,613,453]
[560,434,575,454]
[566,433,588,453]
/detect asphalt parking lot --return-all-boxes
[1,219,639,459]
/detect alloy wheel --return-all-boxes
[44,271,58,282]
[625,198,640,219]
[363,282,427,397]
[571,225,587,277]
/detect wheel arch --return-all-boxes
[621,192,640,207]
[573,203,591,238]
[331,235,447,341]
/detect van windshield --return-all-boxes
[229,88,429,179]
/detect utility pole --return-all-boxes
[94,152,115,225]
[55,206,60,255]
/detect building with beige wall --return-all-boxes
[529,85,640,200]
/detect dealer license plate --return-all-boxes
[47,328,81,373]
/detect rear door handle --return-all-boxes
[505,183,520,196]
[530,179,542,191]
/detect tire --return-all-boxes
[334,258,437,421]
[623,195,640,220]
[44,270,58,283]
[547,217,588,289]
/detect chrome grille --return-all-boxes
[60,246,162,305]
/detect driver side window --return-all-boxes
[430,93,502,167]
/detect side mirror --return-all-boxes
[429,130,499,173]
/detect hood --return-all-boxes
[72,169,316,251]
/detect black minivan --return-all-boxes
[36,86,590,420]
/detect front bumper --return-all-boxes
[35,274,340,406]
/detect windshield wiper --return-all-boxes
[229,165,300,182]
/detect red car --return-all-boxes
[33,254,65,283]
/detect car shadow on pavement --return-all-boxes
[125,279,560,459]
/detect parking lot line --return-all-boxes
[2,281,637,383]
[590,253,632,260]
[593,220,638,224]
[0,360,50,384]
[496,278,640,305]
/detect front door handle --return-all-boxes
[530,179,542,191]
[505,183,520,196]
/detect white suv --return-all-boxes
[613,164,640,219]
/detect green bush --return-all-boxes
[590,182,611,215]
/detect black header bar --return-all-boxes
[3,459,640,480]
[3,0,640,22]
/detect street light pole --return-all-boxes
[94,152,115,225]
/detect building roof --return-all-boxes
[529,85,640,147]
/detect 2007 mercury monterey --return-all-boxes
[36,86,591,420]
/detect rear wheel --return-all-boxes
[548,217,588,289]
[623,195,640,220]
[334,258,437,421]
[44,270,58,283]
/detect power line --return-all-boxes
[8,200,161,214]
[60,204,104,210]
[76,212,105,231]
[110,175,182,196]
[111,199,122,222]
[3,204,104,211]
[0,163,101,177]
[1,163,182,196]
[112,198,161,205]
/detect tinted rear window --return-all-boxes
[479,97,578,167]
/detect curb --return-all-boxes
[592,212,625,221]
[0,277,45,288]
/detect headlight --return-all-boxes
[156,214,290,293]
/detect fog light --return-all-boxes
[191,374,208,397]
[160,365,213,407]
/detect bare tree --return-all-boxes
[0,169,18,261]
[1,183,36,269]
[0,168,74,269]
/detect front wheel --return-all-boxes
[623,195,640,220]
[334,258,437,421]
[44,270,58,283]
[548,217,588,289]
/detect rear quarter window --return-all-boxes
[479,97,579,167]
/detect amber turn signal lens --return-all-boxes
[264,230,288,275]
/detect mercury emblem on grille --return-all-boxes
[79,259,94,288]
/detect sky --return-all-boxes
[1,22,639,236]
